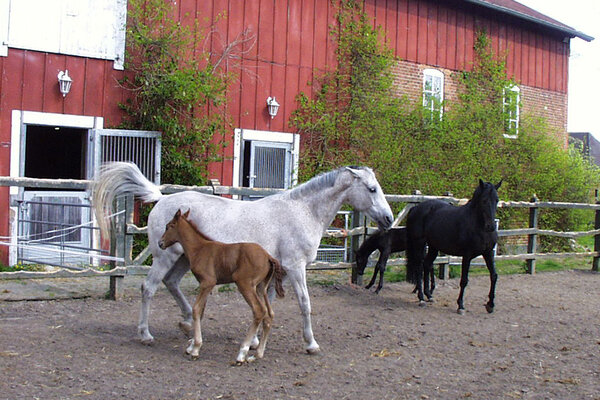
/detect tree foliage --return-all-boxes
[119,0,229,185]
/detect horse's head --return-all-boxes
[158,209,190,249]
[354,249,369,275]
[473,179,502,232]
[343,167,394,231]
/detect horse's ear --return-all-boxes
[183,209,190,219]
[345,166,361,178]
[175,209,182,218]
[479,178,484,188]
[495,179,503,190]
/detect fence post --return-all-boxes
[437,191,452,280]
[593,200,600,272]
[526,195,539,274]
[350,210,364,285]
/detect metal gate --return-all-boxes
[16,191,104,268]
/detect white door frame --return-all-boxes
[8,110,104,265]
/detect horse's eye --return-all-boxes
[369,187,376,193]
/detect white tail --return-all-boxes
[91,162,163,238]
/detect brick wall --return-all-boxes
[391,59,568,144]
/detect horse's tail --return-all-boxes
[269,256,286,298]
[405,208,425,285]
[91,162,163,238]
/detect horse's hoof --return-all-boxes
[427,297,435,303]
[485,304,494,313]
[190,354,200,361]
[178,321,192,337]
[418,300,427,307]
[457,308,466,315]
[140,337,154,346]
[305,343,320,355]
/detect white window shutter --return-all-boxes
[0,0,9,56]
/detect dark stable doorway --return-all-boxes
[24,125,87,181]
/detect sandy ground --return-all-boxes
[1,269,599,400]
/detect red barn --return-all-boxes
[0,0,592,266]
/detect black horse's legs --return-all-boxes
[483,250,498,313]
[422,248,438,301]
[456,257,472,314]
[374,251,390,293]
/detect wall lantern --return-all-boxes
[266,96,280,119]
[57,70,73,97]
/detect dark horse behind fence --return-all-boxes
[406,179,502,314]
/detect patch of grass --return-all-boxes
[0,262,47,272]
[218,284,236,293]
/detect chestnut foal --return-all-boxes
[158,209,285,363]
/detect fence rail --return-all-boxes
[1,177,599,300]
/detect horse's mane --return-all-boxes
[180,215,214,242]
[285,166,366,200]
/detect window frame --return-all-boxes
[503,85,520,138]
[422,68,445,120]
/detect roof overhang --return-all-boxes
[464,0,594,42]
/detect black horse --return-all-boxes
[354,227,408,293]
[406,179,502,314]
[354,226,432,294]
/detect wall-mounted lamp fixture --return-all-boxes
[57,70,72,97]
[266,96,280,119]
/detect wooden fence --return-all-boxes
[1,176,599,299]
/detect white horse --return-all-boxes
[92,162,393,353]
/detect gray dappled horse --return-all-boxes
[92,162,393,353]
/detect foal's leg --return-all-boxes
[235,281,267,364]
[138,251,183,344]
[482,250,498,313]
[456,257,473,315]
[374,249,391,294]
[423,248,438,301]
[186,280,214,359]
[288,266,320,354]
[255,282,274,359]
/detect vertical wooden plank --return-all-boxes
[270,63,287,132]
[396,0,408,59]
[528,32,536,86]
[512,28,521,83]
[426,2,437,66]
[416,0,427,64]
[300,0,315,69]
[282,66,299,132]
[385,0,397,54]
[325,0,338,69]
[445,7,456,71]
[313,0,328,70]
[43,53,65,114]
[455,10,465,70]
[406,0,418,62]
[22,51,45,111]
[464,13,474,72]
[287,0,302,67]
[83,59,106,117]
[542,36,550,89]
[521,31,530,86]
[548,39,557,92]
[63,56,86,116]
[436,5,447,67]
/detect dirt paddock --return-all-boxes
[1,269,599,400]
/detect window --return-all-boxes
[233,129,299,198]
[503,85,520,138]
[422,68,444,120]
